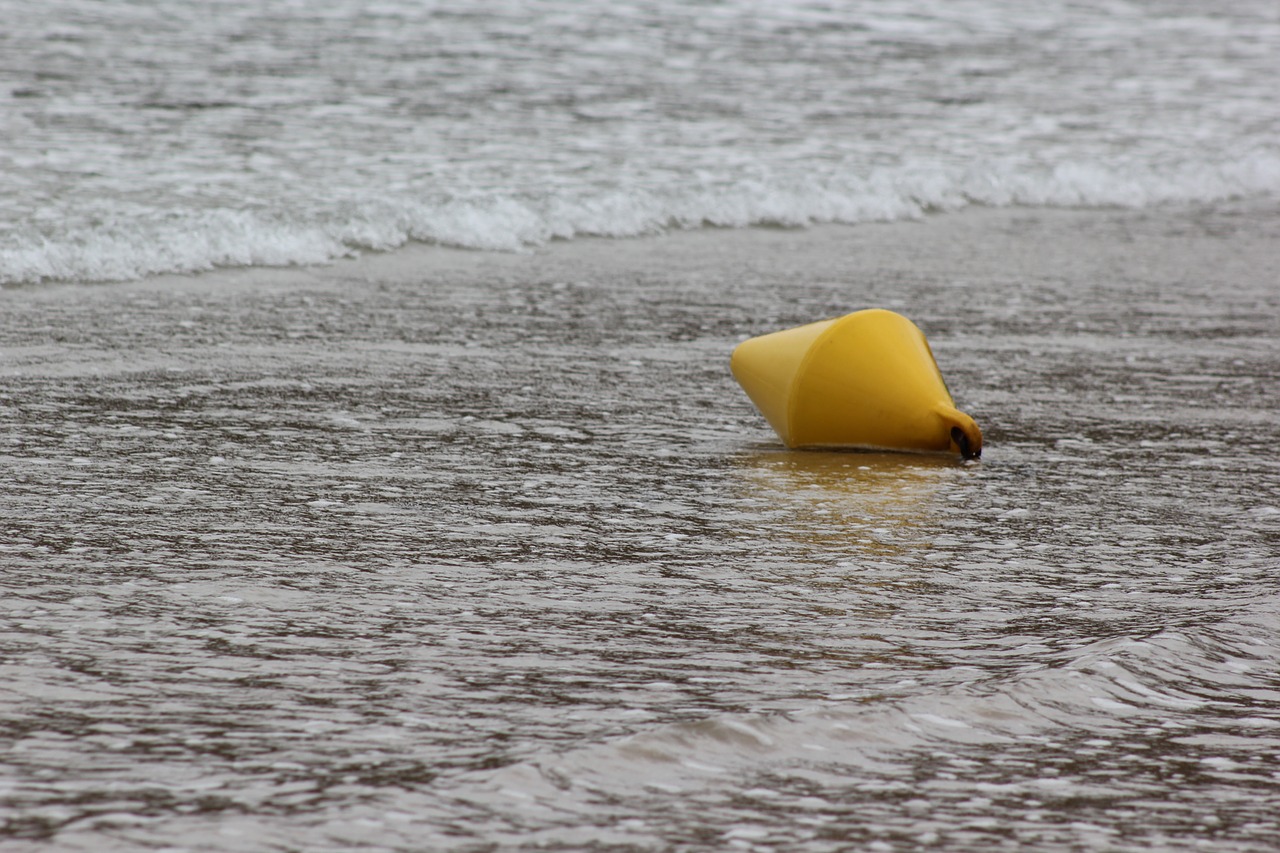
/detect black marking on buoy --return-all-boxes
[951,426,978,461]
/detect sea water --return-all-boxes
[4,208,1279,849]
[3,2,1280,852]
[2,0,1279,284]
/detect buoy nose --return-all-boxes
[941,407,983,460]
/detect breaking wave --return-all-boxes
[5,153,1278,285]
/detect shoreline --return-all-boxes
[5,197,1278,300]
[4,198,1278,441]
[4,198,1277,475]
[5,201,1276,424]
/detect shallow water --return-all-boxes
[2,206,1280,850]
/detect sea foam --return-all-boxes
[4,154,1278,286]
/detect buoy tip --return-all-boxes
[950,425,982,461]
[939,405,982,460]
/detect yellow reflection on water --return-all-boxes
[732,449,958,555]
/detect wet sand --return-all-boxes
[2,202,1279,851]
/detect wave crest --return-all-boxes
[5,154,1278,285]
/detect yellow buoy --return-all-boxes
[730,309,982,459]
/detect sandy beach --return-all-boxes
[3,202,1279,850]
